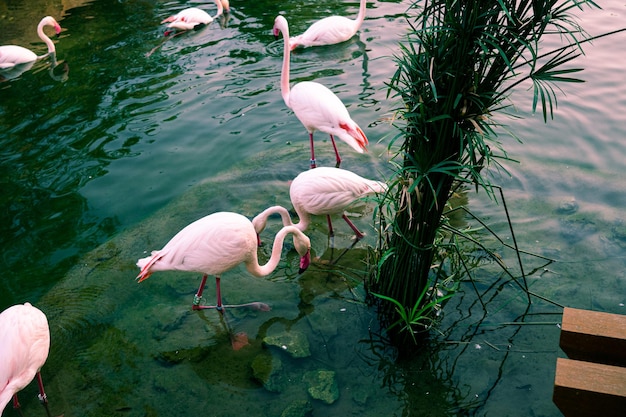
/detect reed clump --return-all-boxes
[371,0,598,350]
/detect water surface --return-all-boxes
[1,1,625,416]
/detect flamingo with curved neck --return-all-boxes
[136,211,311,313]
[290,0,367,50]
[273,15,368,169]
[253,167,387,241]
[0,16,61,69]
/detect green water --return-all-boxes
[1,1,625,416]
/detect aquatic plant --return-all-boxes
[371,0,601,349]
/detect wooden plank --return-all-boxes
[553,358,626,417]
[560,307,626,367]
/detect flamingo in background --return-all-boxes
[136,211,311,313]
[0,303,52,416]
[290,0,367,50]
[0,17,61,71]
[161,0,230,35]
[273,15,368,169]
[253,167,387,241]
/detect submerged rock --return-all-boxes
[251,352,286,393]
[281,400,313,417]
[263,331,311,358]
[556,197,579,215]
[303,370,339,404]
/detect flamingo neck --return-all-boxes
[291,204,310,232]
[253,206,293,234]
[253,205,309,234]
[279,22,291,107]
[37,21,56,55]
[355,0,367,28]
[246,225,303,276]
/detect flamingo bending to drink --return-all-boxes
[253,167,386,241]
[136,211,311,312]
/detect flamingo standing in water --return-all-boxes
[136,211,311,313]
[0,16,61,71]
[253,167,387,241]
[0,303,52,416]
[273,15,368,169]
[290,0,367,50]
[161,0,230,35]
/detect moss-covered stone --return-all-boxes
[263,331,311,358]
[280,400,313,417]
[302,370,339,404]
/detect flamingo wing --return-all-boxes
[290,16,358,50]
[137,213,257,278]
[0,45,37,68]
[289,81,367,152]
[290,167,383,216]
[162,7,213,30]
[0,303,50,412]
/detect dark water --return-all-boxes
[1,1,625,416]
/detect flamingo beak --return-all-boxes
[298,249,311,274]
[256,233,262,247]
[273,28,280,40]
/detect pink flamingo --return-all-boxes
[161,0,230,35]
[253,167,387,241]
[0,303,52,416]
[0,17,61,69]
[290,0,367,50]
[273,15,368,169]
[136,211,311,313]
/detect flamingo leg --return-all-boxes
[342,214,364,240]
[36,371,52,417]
[36,371,48,405]
[193,275,269,313]
[215,276,223,311]
[326,215,335,237]
[192,274,210,310]
[309,132,317,169]
[329,134,342,167]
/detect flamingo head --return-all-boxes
[273,15,287,39]
[41,16,62,36]
[299,248,311,274]
[294,231,311,274]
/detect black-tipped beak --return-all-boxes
[298,249,311,274]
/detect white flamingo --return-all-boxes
[273,14,368,169]
[0,303,52,416]
[136,211,311,313]
[290,0,367,50]
[161,0,230,35]
[0,16,62,75]
[253,167,387,241]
